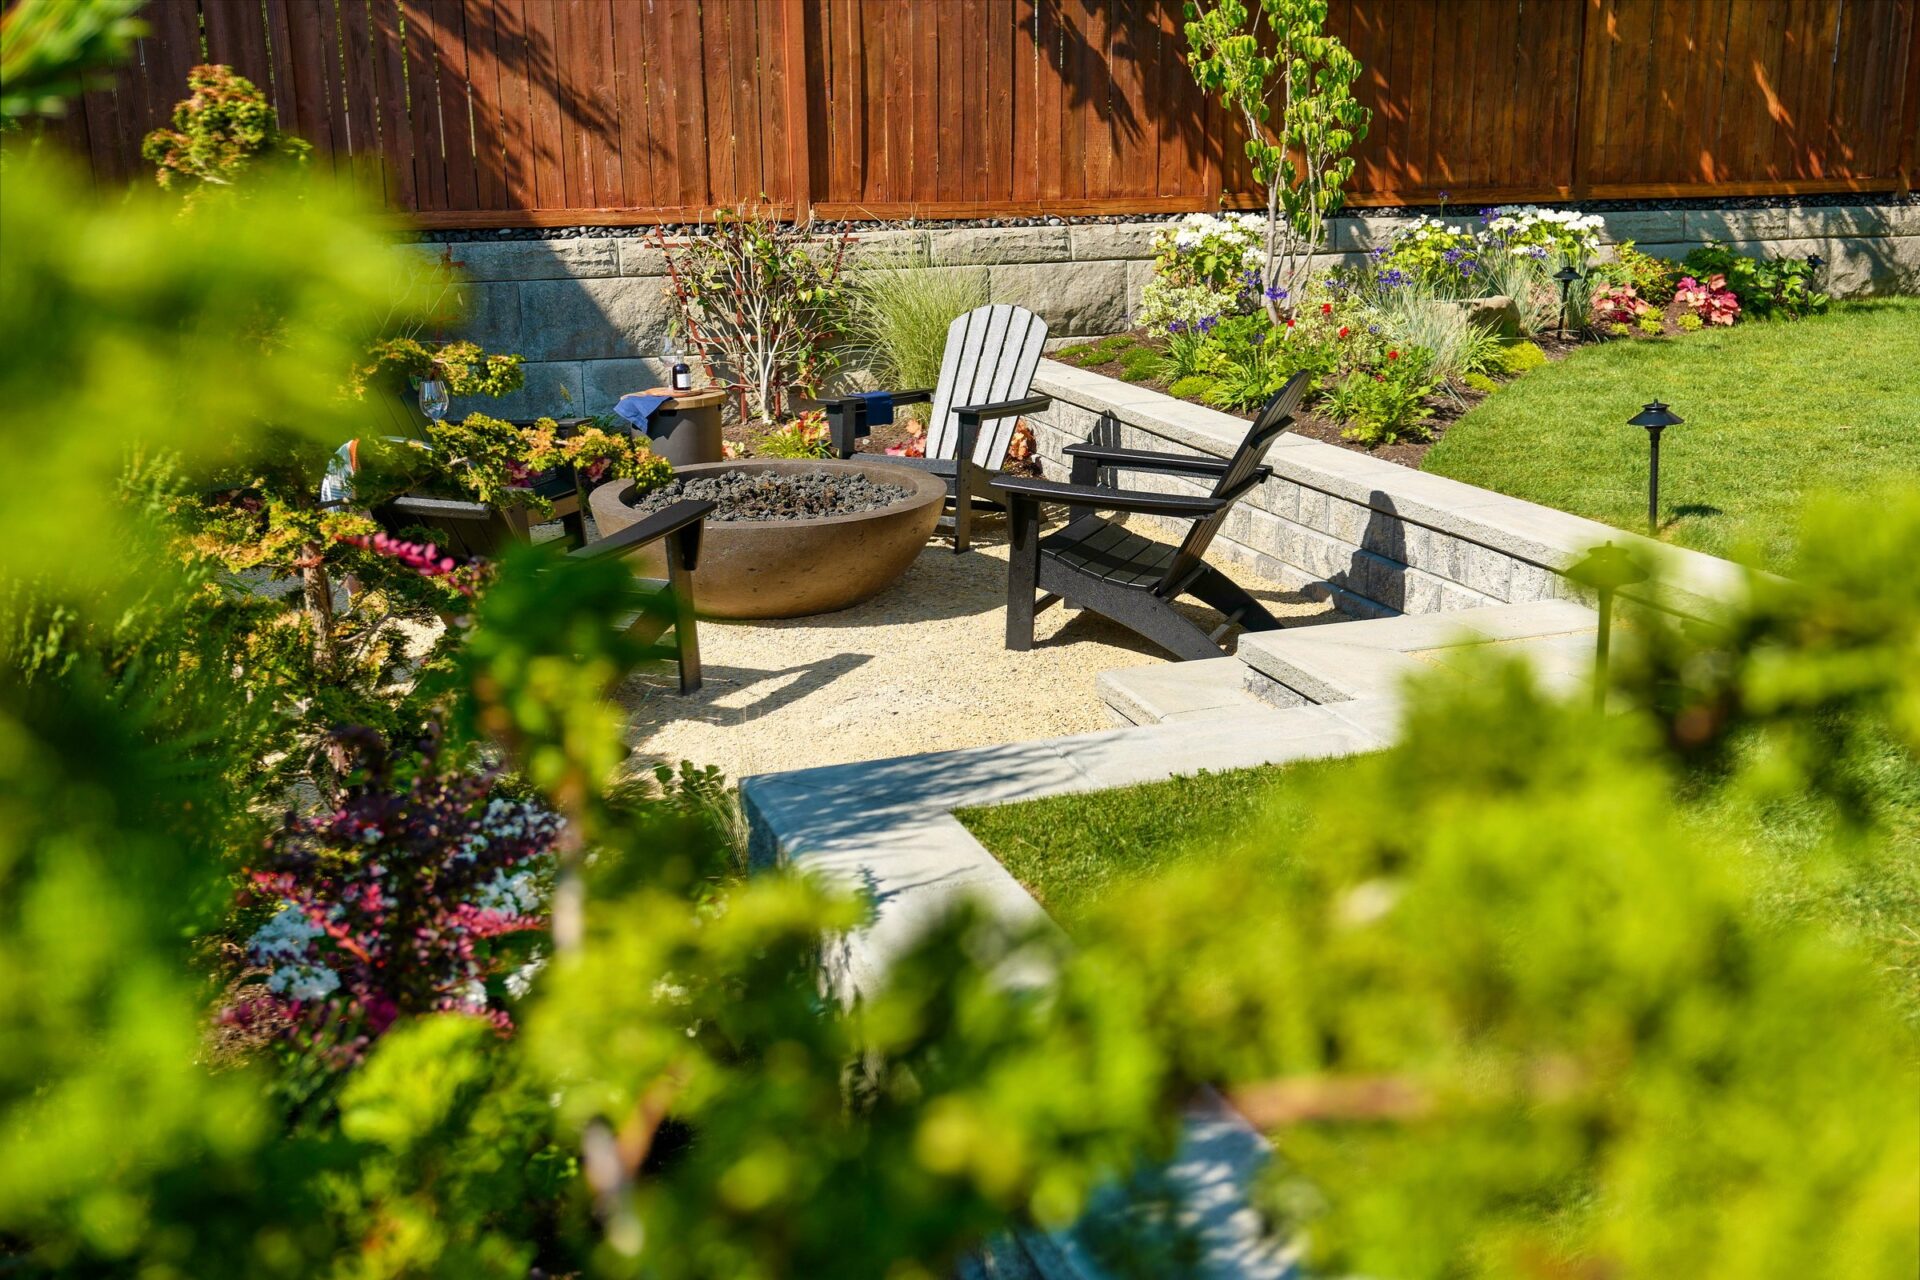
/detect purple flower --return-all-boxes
[1378,267,1409,289]
[1168,319,1188,335]
[1197,314,1220,334]
[1263,283,1289,301]
[1367,323,1381,335]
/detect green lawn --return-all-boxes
[955,760,1333,928]
[960,749,1920,1021]
[1421,298,1920,572]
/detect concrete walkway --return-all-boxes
[743,598,1604,1278]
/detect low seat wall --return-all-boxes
[1025,361,1761,621]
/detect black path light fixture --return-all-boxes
[1627,399,1684,534]
[1565,541,1650,711]
[1553,263,1583,337]
[1807,250,1827,294]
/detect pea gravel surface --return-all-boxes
[614,519,1336,782]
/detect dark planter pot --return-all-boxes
[589,459,946,619]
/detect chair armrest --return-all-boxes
[817,388,934,410]
[1062,442,1235,476]
[571,499,715,561]
[989,474,1225,518]
[383,493,494,522]
[954,393,1052,420]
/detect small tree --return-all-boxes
[657,207,850,424]
[140,63,309,195]
[1183,0,1370,319]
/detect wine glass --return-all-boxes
[418,377,451,424]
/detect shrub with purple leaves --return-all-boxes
[227,729,560,1071]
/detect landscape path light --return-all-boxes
[1566,541,1650,711]
[1553,263,1582,337]
[1627,399,1684,534]
[1807,251,1826,295]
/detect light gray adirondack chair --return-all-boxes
[824,303,1051,551]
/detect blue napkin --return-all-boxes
[614,393,673,435]
[849,390,895,427]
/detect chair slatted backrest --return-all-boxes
[924,304,1049,467]
[1154,371,1310,599]
[377,495,519,560]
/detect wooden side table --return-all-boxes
[636,386,726,466]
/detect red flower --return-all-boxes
[1338,326,1350,338]
[1387,349,1400,361]
[1284,318,1295,328]
[1321,302,1333,315]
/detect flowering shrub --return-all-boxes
[1326,345,1437,445]
[1152,212,1268,291]
[229,730,560,1070]
[1139,278,1251,331]
[1673,274,1741,326]
[1139,212,1272,330]
[335,530,491,597]
[1481,205,1604,265]
[1376,216,1480,293]
[1592,241,1678,306]
[1591,283,1654,328]
[1681,242,1829,320]
[755,409,835,459]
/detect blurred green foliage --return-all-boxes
[3,20,1916,1280]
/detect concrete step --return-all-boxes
[1238,599,1599,707]
[1097,656,1262,726]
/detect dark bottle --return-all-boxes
[671,360,692,392]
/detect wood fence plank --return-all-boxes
[284,0,341,168]
[428,0,479,209]
[402,1,448,210]
[338,0,385,200]
[518,0,566,210]
[610,0,653,207]
[465,0,507,210]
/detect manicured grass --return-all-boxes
[953,759,1341,927]
[1421,298,1920,572]
[962,748,1920,1021]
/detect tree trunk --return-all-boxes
[299,541,337,673]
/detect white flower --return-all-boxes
[248,904,325,964]
[268,961,341,1001]
[472,867,546,916]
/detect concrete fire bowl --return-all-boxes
[589,458,947,619]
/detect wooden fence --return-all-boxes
[48,0,1920,226]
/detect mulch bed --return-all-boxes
[1055,328,1587,469]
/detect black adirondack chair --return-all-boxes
[819,303,1051,552]
[374,493,713,694]
[989,372,1309,661]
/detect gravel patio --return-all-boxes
[612,522,1335,780]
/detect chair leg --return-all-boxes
[1005,497,1041,651]
[828,403,858,459]
[666,528,702,694]
[1186,566,1283,633]
[1118,596,1236,662]
[951,467,973,553]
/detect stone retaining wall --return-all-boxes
[1026,360,1760,622]
[429,203,1917,421]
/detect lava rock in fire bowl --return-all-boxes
[589,459,947,619]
